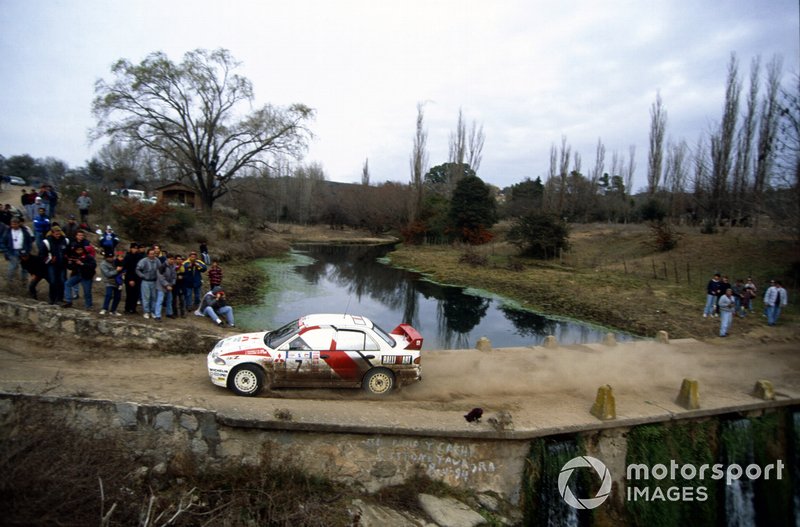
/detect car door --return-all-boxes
[277,328,335,386]
[325,329,380,384]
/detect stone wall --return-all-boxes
[0,392,530,503]
[0,297,219,351]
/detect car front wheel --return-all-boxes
[362,368,395,396]
[228,364,265,396]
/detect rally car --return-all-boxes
[207,314,423,396]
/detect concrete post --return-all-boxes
[590,384,616,420]
[542,335,558,349]
[752,380,775,400]
[475,337,492,352]
[675,378,700,409]
[656,330,669,344]
[602,333,617,346]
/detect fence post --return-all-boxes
[652,258,658,279]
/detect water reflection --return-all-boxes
[237,244,633,349]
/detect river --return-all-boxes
[236,244,633,349]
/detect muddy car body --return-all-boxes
[207,314,423,396]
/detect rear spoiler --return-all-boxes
[391,324,423,350]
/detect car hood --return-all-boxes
[213,331,270,356]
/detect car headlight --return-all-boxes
[210,351,226,366]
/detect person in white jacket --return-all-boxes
[763,280,789,326]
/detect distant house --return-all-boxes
[154,182,201,211]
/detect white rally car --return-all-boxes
[207,314,423,396]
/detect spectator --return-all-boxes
[63,214,80,241]
[196,286,234,327]
[208,260,223,288]
[99,253,123,316]
[47,185,58,218]
[2,217,33,288]
[62,245,97,309]
[154,253,177,321]
[136,248,160,319]
[98,226,120,257]
[122,243,144,314]
[764,280,789,326]
[718,289,736,337]
[199,240,211,265]
[743,277,757,314]
[179,251,207,309]
[25,189,38,220]
[702,273,724,318]
[32,207,51,253]
[732,279,746,318]
[172,253,187,318]
[19,251,49,300]
[42,226,69,305]
[76,190,92,224]
[67,229,96,300]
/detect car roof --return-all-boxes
[299,313,374,330]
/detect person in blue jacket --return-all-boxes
[178,250,207,309]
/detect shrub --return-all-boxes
[112,199,178,243]
[650,220,680,252]
[506,212,570,259]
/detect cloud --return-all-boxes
[0,0,797,192]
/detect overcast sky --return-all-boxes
[1,1,798,191]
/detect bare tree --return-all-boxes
[753,55,784,225]
[589,138,606,192]
[91,48,314,213]
[409,102,429,222]
[647,92,667,195]
[467,120,485,173]
[709,54,741,223]
[557,136,571,215]
[625,145,636,196]
[664,139,689,221]
[732,56,760,224]
[361,157,370,186]
[448,108,467,165]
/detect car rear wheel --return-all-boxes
[362,368,395,396]
[228,364,265,397]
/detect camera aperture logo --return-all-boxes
[558,456,613,509]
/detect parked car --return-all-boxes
[8,176,26,186]
[207,314,423,396]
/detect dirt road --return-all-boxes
[1,324,798,435]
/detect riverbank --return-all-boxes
[386,224,799,341]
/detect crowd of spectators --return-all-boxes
[1,188,234,328]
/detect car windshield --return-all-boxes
[264,319,300,348]
[371,323,396,348]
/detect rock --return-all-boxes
[476,493,499,512]
[656,330,669,344]
[153,410,175,432]
[350,499,423,527]
[418,494,485,527]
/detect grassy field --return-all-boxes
[388,223,800,340]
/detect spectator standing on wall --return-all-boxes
[62,245,96,309]
[76,191,92,224]
[179,251,207,309]
[136,248,160,319]
[32,207,51,253]
[172,253,187,318]
[2,217,33,288]
[19,251,49,300]
[154,253,177,321]
[42,226,69,305]
[122,243,144,315]
[99,253,123,316]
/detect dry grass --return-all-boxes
[390,223,800,340]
